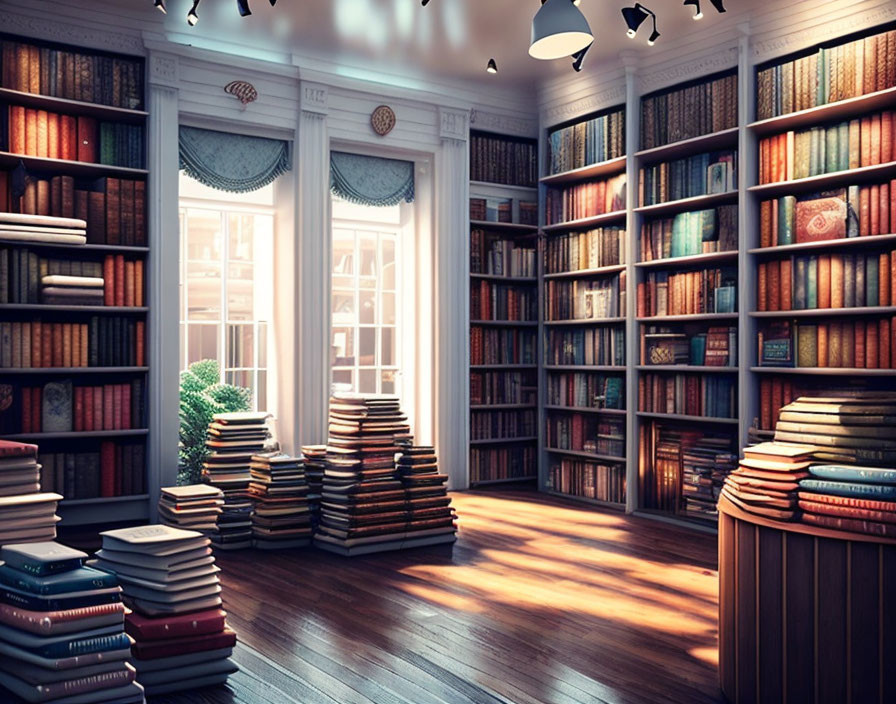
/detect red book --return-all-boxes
[855,321,866,368]
[881,253,891,308]
[47,112,59,160]
[31,388,40,434]
[112,384,122,431]
[73,387,84,432]
[125,609,227,641]
[866,321,879,369]
[767,261,780,311]
[870,185,880,235]
[102,384,113,431]
[882,183,892,237]
[135,321,145,367]
[892,180,896,237]
[59,115,75,160]
[780,259,793,310]
[9,105,26,154]
[131,629,236,661]
[760,379,772,430]
[115,443,123,496]
[93,386,103,431]
[124,261,135,307]
[31,321,41,369]
[880,319,891,370]
[771,379,784,428]
[122,384,131,430]
[76,116,97,163]
[100,440,115,498]
[883,110,893,164]
[134,260,144,307]
[103,256,114,306]
[757,263,768,311]
[83,387,94,432]
[114,255,125,307]
[22,388,32,434]
[0,440,38,458]
[860,115,872,167]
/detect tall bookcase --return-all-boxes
[0,33,152,526]
[468,129,540,486]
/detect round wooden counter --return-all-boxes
[717,496,896,704]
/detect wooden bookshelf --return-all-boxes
[0,34,150,527]
[750,306,896,318]
[633,190,738,217]
[542,210,626,233]
[748,160,896,198]
[542,264,626,280]
[469,220,538,233]
[748,232,896,256]
[634,251,738,269]
[539,156,626,185]
[635,126,739,162]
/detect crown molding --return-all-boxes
[470,110,537,138]
[440,107,470,144]
[639,45,738,95]
[2,7,143,56]
[542,83,627,128]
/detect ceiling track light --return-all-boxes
[187,0,200,25]
[269,0,277,5]
[708,0,726,12]
[683,0,703,20]
[237,0,251,17]
[621,4,659,45]
[153,0,166,13]
[571,41,592,72]
[486,58,498,74]
[421,0,430,5]
[530,0,594,61]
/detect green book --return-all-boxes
[778,196,795,245]
[699,208,717,244]
[794,257,807,309]
[690,334,706,365]
[797,324,818,367]
[807,255,818,309]
[670,212,685,258]
[0,564,117,596]
[866,255,879,307]
[818,48,829,105]
[824,125,838,174]
[843,254,856,307]
[837,122,849,171]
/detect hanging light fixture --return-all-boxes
[153,0,166,13]
[237,0,251,17]
[187,0,200,25]
[683,0,703,20]
[621,4,649,38]
[529,0,594,61]
[571,42,592,72]
[486,58,498,74]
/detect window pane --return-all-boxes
[332,291,355,326]
[358,369,376,393]
[360,233,377,277]
[333,275,353,289]
[381,369,396,395]
[258,322,267,368]
[381,327,395,366]
[333,230,354,275]
[382,239,395,290]
[227,324,254,368]
[382,292,395,325]
[228,213,254,261]
[332,369,353,392]
[225,370,254,396]
[332,327,354,366]
[227,263,254,321]
[359,328,376,366]
[187,324,219,366]
[184,209,222,261]
[186,261,221,320]
[256,370,267,411]
[359,290,376,325]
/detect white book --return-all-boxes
[0,213,87,229]
[0,231,86,245]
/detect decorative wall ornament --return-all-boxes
[148,52,179,89]
[370,105,397,136]
[224,80,258,107]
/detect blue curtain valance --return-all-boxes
[179,126,291,193]
[330,151,415,207]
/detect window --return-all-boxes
[331,196,406,396]
[179,172,274,410]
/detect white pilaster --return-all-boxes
[436,107,471,489]
[296,82,331,446]
[147,51,181,517]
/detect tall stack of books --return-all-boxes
[0,541,143,704]
[0,212,87,246]
[395,444,457,536]
[91,525,237,696]
[249,452,313,549]
[201,411,272,551]
[0,440,62,545]
[158,485,224,535]
[721,442,814,520]
[300,444,325,529]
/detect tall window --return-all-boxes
[331,196,406,396]
[179,172,274,410]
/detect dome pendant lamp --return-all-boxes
[529,0,594,61]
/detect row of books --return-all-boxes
[758,110,895,184]
[543,226,625,274]
[0,317,145,368]
[5,106,145,168]
[638,372,736,419]
[469,327,535,366]
[543,274,625,321]
[470,232,536,277]
[545,372,624,410]
[469,132,537,187]
[639,205,737,261]
[470,370,536,406]
[759,182,896,248]
[758,377,805,430]
[757,249,896,311]
[547,459,626,504]
[640,73,737,150]
[641,325,736,367]
[544,174,626,226]
[756,28,896,120]
[545,415,625,457]
[544,326,625,366]
[470,409,536,440]
[759,317,896,369]
[547,108,625,175]
[38,441,146,499]
[470,445,535,483]
[10,379,145,434]
[470,281,537,321]
[636,268,737,317]
[638,150,736,206]
[469,198,538,226]
[0,39,144,109]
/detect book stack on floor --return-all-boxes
[315,394,456,556]
[395,445,457,537]
[158,485,224,536]
[201,411,272,551]
[721,441,815,520]
[0,440,62,546]
[248,452,313,549]
[0,213,87,246]
[90,525,237,696]
[40,274,104,306]
[0,541,144,704]
[300,445,325,530]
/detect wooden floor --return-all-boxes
[153,488,724,704]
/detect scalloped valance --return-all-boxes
[330,151,415,207]
[179,126,291,193]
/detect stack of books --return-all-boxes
[0,212,87,246]
[202,411,272,551]
[158,485,224,535]
[680,441,738,519]
[0,440,62,545]
[40,274,104,306]
[249,452,313,549]
[300,445,325,530]
[721,441,815,520]
[395,444,457,536]
[799,465,896,538]
[91,525,237,696]
[0,541,143,703]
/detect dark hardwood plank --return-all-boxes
[848,542,880,704]
[785,532,815,704]
[816,539,847,704]
[757,527,783,704]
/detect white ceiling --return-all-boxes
[144,0,762,92]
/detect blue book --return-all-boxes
[690,334,706,365]
[799,479,896,501]
[809,465,896,485]
[0,542,86,577]
[0,583,121,612]
[866,255,879,307]
[807,255,818,308]
[0,564,118,597]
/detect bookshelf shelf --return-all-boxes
[750,306,896,318]
[747,86,896,136]
[470,364,537,370]
[545,448,626,463]
[0,366,148,375]
[542,264,627,280]
[635,127,739,162]
[635,251,738,269]
[469,220,539,233]
[470,476,537,487]
[0,304,148,313]
[3,429,149,440]
[470,319,538,327]
[544,406,627,415]
[636,365,738,373]
[748,233,896,256]
[0,151,148,178]
[470,404,537,410]
[470,436,538,445]
[542,210,627,232]
[58,494,150,527]
[543,490,625,511]
[469,180,537,193]
[749,366,896,376]
[636,313,738,323]
[470,273,537,283]
[543,317,626,326]
[62,493,150,506]
[540,156,627,185]
[634,190,737,217]
[747,160,896,198]
[636,411,738,425]
[0,87,148,123]
[543,364,625,372]
[0,239,150,254]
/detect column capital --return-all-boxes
[147,51,179,90]
[439,107,470,144]
[300,81,329,117]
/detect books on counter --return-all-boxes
[90,525,237,696]
[0,212,86,246]
[158,485,224,534]
[249,452,314,549]
[756,28,896,120]
[0,540,143,704]
[637,268,737,317]
[639,150,736,206]
[544,226,625,275]
[639,205,737,261]
[721,442,815,520]
[547,107,625,175]
[545,174,626,226]
[758,316,896,369]
[469,327,536,366]
[469,132,537,188]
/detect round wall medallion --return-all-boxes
[371,105,396,136]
